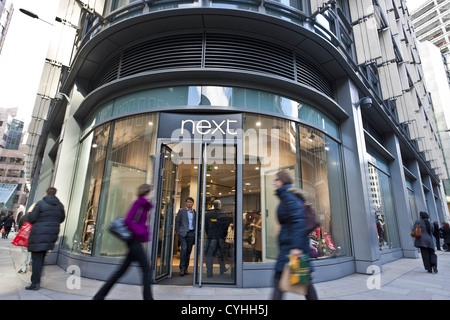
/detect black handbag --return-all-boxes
[109,218,133,241]
[109,207,143,241]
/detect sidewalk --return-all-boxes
[1,236,450,300]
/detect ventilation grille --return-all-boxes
[204,33,295,80]
[90,33,334,99]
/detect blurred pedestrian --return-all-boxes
[17,204,35,273]
[433,221,441,250]
[271,170,318,300]
[93,184,154,300]
[26,188,65,290]
[441,222,450,252]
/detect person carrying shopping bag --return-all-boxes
[271,170,318,300]
[93,184,154,300]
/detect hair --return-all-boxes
[443,222,450,230]
[46,187,57,196]
[186,197,194,203]
[137,184,152,197]
[213,199,221,209]
[275,170,293,186]
[420,211,431,234]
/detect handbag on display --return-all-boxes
[411,223,422,238]
[11,222,32,247]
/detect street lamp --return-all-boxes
[19,8,54,26]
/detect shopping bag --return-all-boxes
[279,254,310,295]
[11,222,32,247]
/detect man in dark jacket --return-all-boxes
[26,187,65,290]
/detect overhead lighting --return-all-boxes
[308,134,315,142]
[256,121,261,127]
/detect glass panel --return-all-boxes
[368,164,401,250]
[62,132,93,252]
[299,126,349,258]
[155,145,179,278]
[200,144,236,284]
[84,86,339,140]
[243,114,299,263]
[75,124,111,255]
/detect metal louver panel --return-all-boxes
[90,33,334,100]
[92,54,121,88]
[296,54,334,98]
[204,33,295,81]
[120,34,203,77]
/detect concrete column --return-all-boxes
[384,133,418,258]
[336,78,381,273]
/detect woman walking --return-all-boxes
[412,211,437,273]
[271,170,318,300]
[93,184,154,300]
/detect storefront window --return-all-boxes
[367,150,401,250]
[65,114,157,257]
[242,114,349,263]
[242,114,299,263]
[92,114,158,257]
[300,126,349,258]
[69,124,111,255]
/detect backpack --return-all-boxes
[302,202,320,235]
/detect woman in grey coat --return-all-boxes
[412,211,437,273]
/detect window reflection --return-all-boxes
[242,114,349,263]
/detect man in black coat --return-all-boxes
[26,187,65,290]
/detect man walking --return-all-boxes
[26,187,65,290]
[175,197,196,276]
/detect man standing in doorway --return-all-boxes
[26,187,65,290]
[175,197,196,276]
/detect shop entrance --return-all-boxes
[152,140,237,286]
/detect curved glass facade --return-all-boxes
[63,86,350,267]
[83,86,339,139]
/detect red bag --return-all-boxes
[11,222,32,247]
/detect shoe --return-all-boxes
[180,270,185,276]
[220,267,229,275]
[25,284,40,290]
[433,266,438,273]
[17,269,26,273]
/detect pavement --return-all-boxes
[1,234,450,301]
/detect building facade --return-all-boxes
[0,108,28,219]
[28,0,449,287]
[0,0,13,55]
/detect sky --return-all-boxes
[0,0,59,126]
[0,0,433,127]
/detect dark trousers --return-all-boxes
[179,230,195,272]
[419,247,437,272]
[93,239,153,300]
[272,271,318,300]
[205,238,226,276]
[31,251,47,285]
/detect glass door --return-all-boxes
[198,143,236,285]
[154,144,179,280]
[152,141,237,285]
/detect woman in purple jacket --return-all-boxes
[93,184,154,300]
